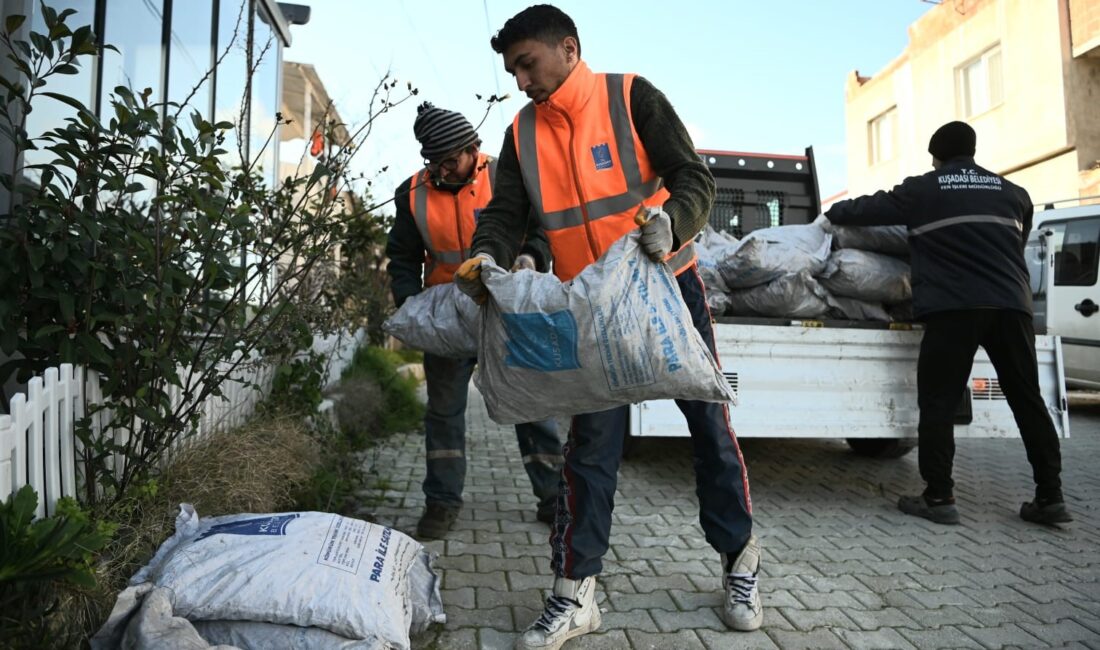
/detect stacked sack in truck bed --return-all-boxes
[694,217,912,322]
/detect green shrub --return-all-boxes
[342,346,423,434]
[0,486,114,649]
[395,348,424,364]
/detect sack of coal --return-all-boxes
[475,231,735,425]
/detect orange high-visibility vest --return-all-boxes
[408,153,498,287]
[513,62,695,281]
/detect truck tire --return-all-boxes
[845,438,916,458]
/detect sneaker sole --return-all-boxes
[516,608,601,650]
[721,607,763,632]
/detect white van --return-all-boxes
[1028,204,1100,389]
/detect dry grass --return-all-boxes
[49,415,320,647]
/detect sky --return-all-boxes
[284,1,935,212]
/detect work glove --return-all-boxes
[454,254,494,304]
[812,213,832,231]
[635,206,674,262]
[511,253,536,272]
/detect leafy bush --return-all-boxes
[295,346,424,515]
[0,6,415,502]
[0,486,113,649]
[342,346,423,434]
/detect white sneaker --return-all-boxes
[720,535,762,631]
[514,576,601,650]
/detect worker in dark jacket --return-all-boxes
[452,6,760,649]
[385,103,562,540]
[826,121,1070,527]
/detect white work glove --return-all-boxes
[635,206,674,262]
[813,213,832,232]
[454,253,494,305]
[511,253,536,272]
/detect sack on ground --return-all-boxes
[817,249,912,304]
[383,283,480,358]
[92,506,445,650]
[717,222,831,289]
[725,271,832,318]
[475,231,735,425]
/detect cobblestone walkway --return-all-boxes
[358,389,1100,649]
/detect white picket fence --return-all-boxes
[0,329,365,518]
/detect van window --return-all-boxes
[1054,218,1100,286]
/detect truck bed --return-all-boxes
[631,322,1069,440]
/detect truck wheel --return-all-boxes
[846,438,916,458]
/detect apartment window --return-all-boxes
[868,107,898,165]
[957,44,1003,118]
[100,0,165,115]
[215,0,250,169]
[21,0,95,173]
[250,5,281,189]
[168,0,215,134]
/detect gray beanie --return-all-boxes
[414,102,479,162]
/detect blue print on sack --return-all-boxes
[591,143,613,171]
[197,513,300,541]
[502,311,581,372]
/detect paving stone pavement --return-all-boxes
[357,387,1100,650]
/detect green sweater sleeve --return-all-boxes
[470,126,536,269]
[630,76,715,248]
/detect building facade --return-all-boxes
[844,0,1100,208]
[0,0,301,188]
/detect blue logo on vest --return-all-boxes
[591,143,613,171]
[502,311,581,372]
[473,208,483,222]
[197,513,300,541]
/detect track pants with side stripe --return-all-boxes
[549,264,754,579]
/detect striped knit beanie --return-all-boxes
[413,102,479,162]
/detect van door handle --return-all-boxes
[1075,299,1098,316]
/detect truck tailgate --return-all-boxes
[631,323,1069,439]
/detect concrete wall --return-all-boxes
[1005,149,1079,207]
[1069,0,1100,57]
[1063,0,1100,188]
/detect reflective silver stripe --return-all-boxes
[517,104,544,215]
[432,249,470,264]
[410,170,440,279]
[542,177,663,231]
[426,449,464,460]
[411,169,467,271]
[516,75,662,233]
[667,241,696,270]
[412,170,432,249]
[910,214,1022,237]
[606,74,643,191]
[487,155,498,186]
[522,453,564,466]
